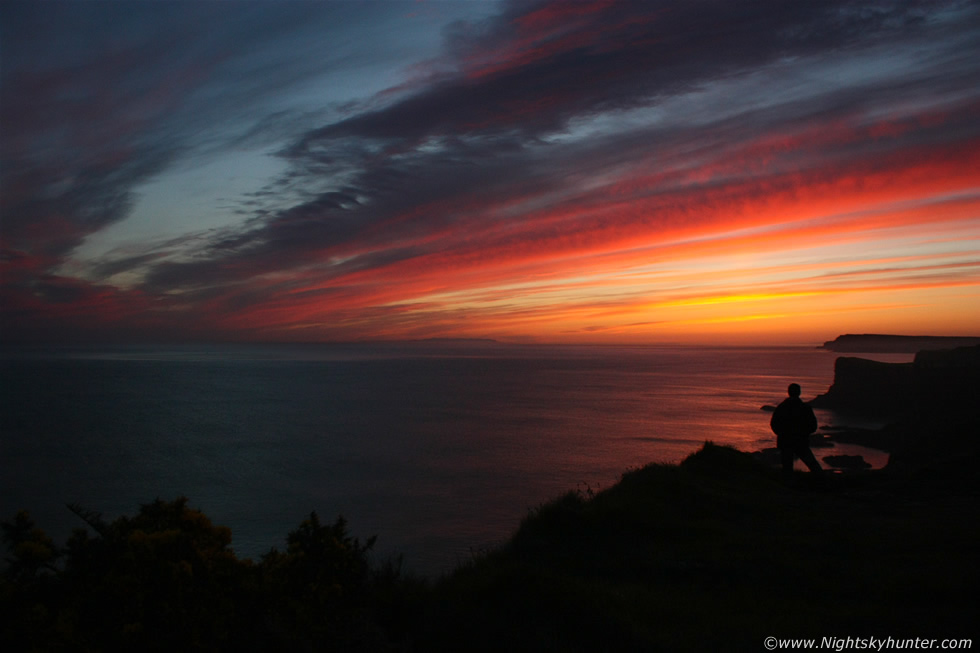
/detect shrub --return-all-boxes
[1,499,404,652]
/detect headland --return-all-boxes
[820,333,980,353]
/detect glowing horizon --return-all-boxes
[2,1,978,345]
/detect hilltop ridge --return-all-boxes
[422,443,978,651]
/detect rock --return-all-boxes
[810,433,833,448]
[824,426,897,452]
[822,454,872,470]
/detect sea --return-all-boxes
[0,342,904,577]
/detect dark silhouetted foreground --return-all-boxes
[1,498,418,651]
[4,443,977,651]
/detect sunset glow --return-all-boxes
[2,1,978,345]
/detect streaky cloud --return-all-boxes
[1,0,978,342]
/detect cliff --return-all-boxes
[820,334,980,353]
[809,356,914,416]
[812,345,980,417]
[812,345,980,468]
[811,344,980,419]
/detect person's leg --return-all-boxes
[780,447,795,475]
[796,444,823,474]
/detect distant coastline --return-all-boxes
[820,333,980,353]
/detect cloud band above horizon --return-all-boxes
[2,0,979,344]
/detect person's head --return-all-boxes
[787,383,802,398]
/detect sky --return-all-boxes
[2,0,979,346]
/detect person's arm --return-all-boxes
[806,406,818,435]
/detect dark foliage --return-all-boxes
[1,498,413,652]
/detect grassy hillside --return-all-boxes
[418,443,978,651]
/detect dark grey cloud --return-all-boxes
[147,0,976,297]
[295,0,939,149]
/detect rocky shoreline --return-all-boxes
[763,341,980,472]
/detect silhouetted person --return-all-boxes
[770,383,823,477]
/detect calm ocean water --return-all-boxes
[0,342,900,576]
